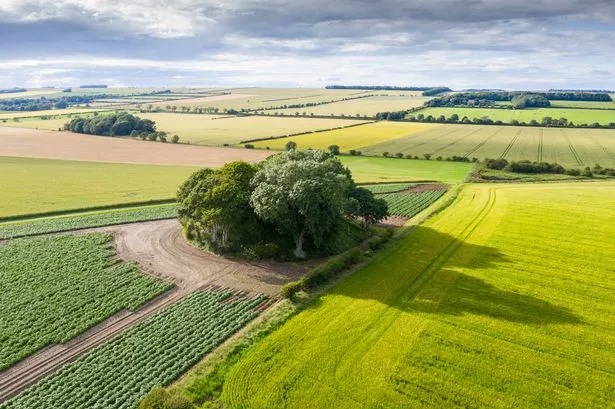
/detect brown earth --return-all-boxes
[0,126,272,166]
[0,219,303,401]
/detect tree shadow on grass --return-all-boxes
[319,225,582,325]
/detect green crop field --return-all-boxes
[362,183,416,194]
[363,124,615,168]
[0,108,107,120]
[136,113,368,146]
[0,233,171,369]
[339,156,473,184]
[268,95,430,117]
[0,156,196,219]
[414,107,615,125]
[550,100,615,110]
[0,203,177,239]
[249,121,436,151]
[1,290,265,409]
[221,181,615,409]
[379,189,447,217]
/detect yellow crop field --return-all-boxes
[250,121,438,151]
[222,181,615,409]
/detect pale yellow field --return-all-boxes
[0,89,59,99]
[250,121,439,151]
[138,113,369,145]
[268,95,430,117]
[0,108,105,120]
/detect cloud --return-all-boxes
[0,1,614,88]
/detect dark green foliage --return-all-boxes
[328,144,340,155]
[66,112,155,136]
[505,160,565,174]
[511,94,551,108]
[346,187,389,226]
[484,158,509,170]
[303,247,363,287]
[422,87,451,96]
[427,91,612,108]
[285,141,297,151]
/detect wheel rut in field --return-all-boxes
[0,219,303,402]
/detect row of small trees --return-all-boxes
[177,151,388,259]
[484,158,615,176]
[405,113,615,129]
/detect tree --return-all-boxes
[139,386,194,409]
[328,144,340,155]
[171,134,180,144]
[285,141,297,151]
[423,153,432,160]
[250,150,351,258]
[346,187,389,226]
[177,162,263,251]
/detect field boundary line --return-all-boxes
[538,129,543,162]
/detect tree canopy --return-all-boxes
[65,113,155,136]
[177,150,388,259]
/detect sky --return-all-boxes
[1,0,614,90]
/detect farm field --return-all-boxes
[249,121,437,151]
[0,233,172,369]
[414,107,615,125]
[0,108,106,120]
[1,290,266,409]
[221,181,615,409]
[339,156,473,184]
[0,126,272,167]
[379,189,447,217]
[363,183,416,194]
[550,100,615,110]
[136,113,369,145]
[0,89,59,99]
[267,95,430,117]
[0,203,177,239]
[0,156,196,219]
[363,124,615,168]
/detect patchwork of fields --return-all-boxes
[363,124,615,168]
[415,107,615,125]
[222,181,615,408]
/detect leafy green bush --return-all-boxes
[303,248,363,288]
[280,280,305,299]
[139,387,194,409]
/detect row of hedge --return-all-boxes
[280,229,394,298]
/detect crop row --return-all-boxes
[0,204,177,239]
[380,190,446,218]
[1,290,266,409]
[0,233,172,370]
[362,183,415,194]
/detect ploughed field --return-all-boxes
[221,181,615,408]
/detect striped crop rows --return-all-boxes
[379,190,446,218]
[0,234,172,370]
[362,183,415,194]
[0,204,177,240]
[1,290,266,409]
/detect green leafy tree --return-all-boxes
[346,187,389,226]
[285,141,297,151]
[328,144,340,155]
[250,150,351,258]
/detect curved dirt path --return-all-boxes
[0,219,303,402]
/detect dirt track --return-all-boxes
[0,126,272,167]
[0,220,303,402]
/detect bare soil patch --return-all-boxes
[0,126,272,167]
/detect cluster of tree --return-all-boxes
[484,158,600,176]
[0,95,98,111]
[422,87,452,96]
[325,85,451,92]
[79,84,108,88]
[131,130,179,143]
[64,112,155,136]
[550,88,615,94]
[0,87,27,94]
[382,151,477,162]
[510,94,551,108]
[426,91,612,108]
[177,151,389,259]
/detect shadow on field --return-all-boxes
[317,225,582,325]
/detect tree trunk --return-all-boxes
[293,229,306,259]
